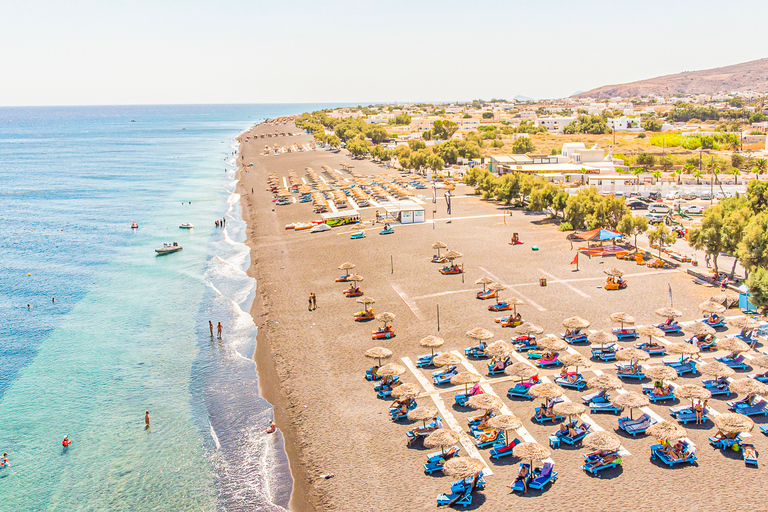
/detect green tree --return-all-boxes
[731,153,746,169]
[492,139,504,148]
[722,198,753,277]
[755,158,767,175]
[422,130,433,141]
[408,140,426,151]
[745,267,768,312]
[370,145,389,162]
[736,212,768,276]
[748,179,768,213]
[326,135,340,149]
[688,205,726,273]
[636,153,656,171]
[659,156,674,173]
[463,167,492,188]
[552,191,569,218]
[425,153,445,172]
[390,114,411,126]
[647,224,677,258]
[364,125,388,144]
[512,137,535,154]
[731,167,741,185]
[346,137,372,157]
[617,214,649,251]
[482,112,494,119]
[432,120,459,140]
[642,118,662,132]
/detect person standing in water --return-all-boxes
[217,322,222,339]
[145,411,151,430]
[62,436,72,450]
[209,320,214,338]
[1,453,9,467]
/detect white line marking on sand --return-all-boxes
[391,284,425,321]
[538,269,590,298]
[477,266,546,312]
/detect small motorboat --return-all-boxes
[179,223,194,229]
[155,242,182,255]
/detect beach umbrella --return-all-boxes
[615,348,650,364]
[408,406,438,426]
[716,338,751,354]
[347,273,364,284]
[488,282,507,304]
[587,374,623,391]
[364,346,392,366]
[529,382,565,399]
[475,276,494,292]
[637,325,664,344]
[562,316,591,330]
[553,401,586,421]
[444,250,463,261]
[699,301,726,314]
[433,353,461,367]
[424,429,460,456]
[488,414,523,443]
[713,413,755,434]
[588,330,618,346]
[610,312,635,330]
[503,296,524,314]
[646,421,687,441]
[466,394,503,413]
[484,340,511,359]
[730,316,761,330]
[644,365,679,384]
[536,335,568,352]
[356,296,376,312]
[419,335,446,360]
[450,372,481,395]
[684,322,715,337]
[376,363,405,379]
[504,362,539,381]
[655,307,683,319]
[665,342,700,356]
[610,392,650,419]
[376,312,396,328]
[513,442,551,468]
[443,457,485,479]
[432,241,447,258]
[583,431,622,452]
[697,361,735,378]
[729,378,768,397]
[751,355,768,369]
[674,384,711,407]
[391,383,421,400]
[558,352,591,370]
[338,262,356,278]
[466,328,494,341]
[604,268,624,277]
[514,323,544,336]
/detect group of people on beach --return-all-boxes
[209,320,223,339]
[215,218,226,228]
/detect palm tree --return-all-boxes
[674,168,682,185]
[756,158,768,180]
[652,170,662,184]
[731,167,741,185]
[632,167,644,192]
[693,170,702,185]
[753,166,761,182]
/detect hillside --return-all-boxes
[573,57,768,99]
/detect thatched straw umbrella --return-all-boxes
[513,442,551,468]
[583,431,622,452]
[529,382,565,399]
[376,363,405,379]
[503,296,525,315]
[376,312,396,328]
[476,276,494,292]
[713,413,755,434]
[588,330,618,347]
[587,374,623,391]
[559,353,591,373]
[716,338,751,354]
[644,365,679,385]
[451,372,481,395]
[730,316,761,330]
[553,401,586,422]
[515,323,544,337]
[604,268,624,277]
[338,262,356,278]
[488,414,523,444]
[729,378,768,397]
[674,384,711,408]
[433,353,461,367]
[646,421,687,441]
[751,355,768,369]
[431,241,448,259]
[611,392,649,419]
[391,383,421,400]
[684,322,715,337]
[666,342,700,357]
[563,316,591,330]
[356,296,375,312]
[504,362,539,382]
[615,348,651,365]
[699,301,726,314]
[466,328,494,341]
[364,346,392,366]
[347,273,364,285]
[408,406,439,427]
[488,282,507,304]
[637,325,664,344]
[419,335,445,359]
[610,312,635,330]
[484,340,511,359]
[537,335,568,352]
[444,250,463,261]
[424,429,460,456]
[655,307,683,319]
[466,394,503,412]
[697,361,735,379]
[443,457,485,479]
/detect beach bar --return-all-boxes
[382,201,425,224]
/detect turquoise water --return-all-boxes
[0,105,332,510]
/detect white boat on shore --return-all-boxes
[179,223,194,229]
[155,243,182,255]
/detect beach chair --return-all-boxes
[436,487,472,508]
[588,396,622,414]
[464,344,488,359]
[390,399,417,421]
[635,342,666,356]
[582,451,622,476]
[701,316,726,329]
[535,354,561,368]
[488,301,513,312]
[490,438,521,460]
[562,331,588,344]
[702,378,732,396]
[507,381,536,400]
[449,473,485,493]
[476,289,497,300]
[555,373,586,390]
[742,443,758,467]
[650,442,698,466]
[513,338,539,352]
[406,417,442,444]
[642,384,675,402]
[708,434,741,450]
[487,356,511,376]
[454,386,483,407]
[615,364,645,380]
[416,352,441,368]
[613,328,638,340]
[669,406,707,425]
[510,463,531,493]
[732,400,768,416]
[714,354,749,370]
[618,413,653,436]
[373,375,399,393]
[581,389,606,404]
[365,367,382,381]
[591,343,618,361]
[736,330,757,346]
[555,422,590,445]
[433,366,459,386]
[475,430,504,449]
[350,230,365,239]
[750,372,768,384]
[529,462,558,490]
[656,320,682,334]
[533,407,565,424]
[663,356,697,376]
[423,446,460,474]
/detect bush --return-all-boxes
[637,133,646,138]
[558,222,574,231]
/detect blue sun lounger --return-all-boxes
[650,442,697,466]
[735,330,757,346]
[508,381,536,400]
[656,321,682,334]
[669,405,708,425]
[432,365,458,386]
[487,356,511,376]
[582,389,606,404]
[510,463,531,493]
[616,364,645,380]
[464,344,488,359]
[474,430,504,449]
[635,342,666,356]
[663,356,697,376]
[642,384,675,402]
[529,462,557,490]
[373,375,398,392]
[613,328,638,340]
[554,422,590,445]
[619,413,653,435]
[709,434,741,450]
[450,474,485,493]
[365,367,382,381]
[513,339,539,352]
[714,354,749,370]
[703,378,731,396]
[424,445,461,474]
[416,352,441,368]
[589,400,622,414]
[731,400,768,416]
[489,438,521,459]
[742,443,758,467]
[555,373,586,390]
[751,373,768,383]
[701,316,726,329]
[583,451,622,475]
[406,417,442,444]
[390,399,417,421]
[454,389,483,407]
[562,331,588,344]
[533,407,565,423]
[591,343,618,361]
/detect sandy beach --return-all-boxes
[236,120,766,512]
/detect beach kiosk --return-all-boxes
[739,284,758,314]
[383,201,425,224]
[321,210,361,227]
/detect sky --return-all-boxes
[2,0,767,106]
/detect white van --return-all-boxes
[649,203,672,214]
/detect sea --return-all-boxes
[0,104,334,511]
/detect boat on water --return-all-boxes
[155,242,182,255]
[179,223,194,229]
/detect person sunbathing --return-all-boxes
[536,402,556,420]
[472,410,492,424]
[652,382,670,396]
[476,430,499,443]
[618,363,638,374]
[564,328,574,337]
[467,383,482,397]
[742,443,757,460]
[707,313,720,324]
[439,446,459,462]
[473,341,487,352]
[584,451,619,470]
[513,313,522,323]
[490,358,508,372]
[391,398,413,414]
[558,422,578,437]
[559,368,580,382]
[514,464,529,492]
[662,318,673,326]
[644,339,660,348]
[714,376,728,389]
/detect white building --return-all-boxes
[607,116,642,132]
[535,116,576,133]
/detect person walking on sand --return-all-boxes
[721,275,729,291]
[308,293,313,311]
[217,322,222,339]
[311,293,317,310]
[209,320,214,338]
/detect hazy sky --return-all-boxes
[2,0,767,106]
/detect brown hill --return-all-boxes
[573,57,768,99]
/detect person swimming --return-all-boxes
[62,435,72,449]
[264,420,277,434]
[1,453,8,467]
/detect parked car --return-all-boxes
[645,213,666,224]
[626,200,648,210]
[681,192,698,200]
[636,196,654,204]
[700,192,712,200]
[682,205,705,215]
[666,191,681,200]
[648,191,662,199]
[649,203,672,214]
[627,191,640,198]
